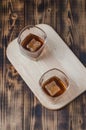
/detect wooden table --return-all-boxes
[0,0,86,130]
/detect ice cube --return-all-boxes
[45,81,60,96]
[26,38,42,52]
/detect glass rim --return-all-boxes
[17,25,47,44]
[17,25,47,54]
[39,68,69,86]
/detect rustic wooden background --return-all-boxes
[0,0,86,130]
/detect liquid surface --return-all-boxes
[21,33,44,52]
[42,76,67,97]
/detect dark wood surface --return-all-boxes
[0,0,86,130]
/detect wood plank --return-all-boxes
[69,0,86,65]
[0,0,25,130]
[0,0,86,130]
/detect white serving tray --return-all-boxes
[6,24,86,110]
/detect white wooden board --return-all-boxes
[6,24,86,110]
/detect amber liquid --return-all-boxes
[21,33,44,52]
[42,76,67,97]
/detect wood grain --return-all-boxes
[0,0,86,130]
